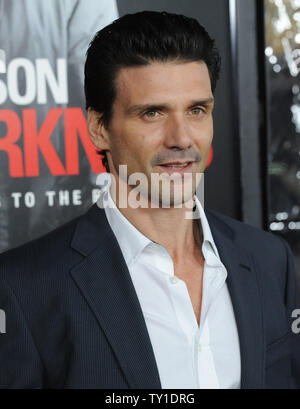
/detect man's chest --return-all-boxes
[174,253,205,325]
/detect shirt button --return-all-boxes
[198,344,202,352]
[169,276,178,284]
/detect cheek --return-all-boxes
[194,123,213,150]
[110,123,154,168]
[123,122,162,154]
[109,123,136,159]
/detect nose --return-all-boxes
[163,114,193,150]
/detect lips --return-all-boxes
[160,163,190,169]
[158,161,193,168]
[157,161,194,175]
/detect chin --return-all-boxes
[158,187,195,208]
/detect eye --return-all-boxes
[189,107,205,116]
[143,110,160,120]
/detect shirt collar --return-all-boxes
[99,173,221,266]
[101,179,152,266]
[194,195,221,261]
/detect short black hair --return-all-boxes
[84,11,221,172]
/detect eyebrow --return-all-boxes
[125,97,215,116]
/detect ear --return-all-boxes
[87,108,110,151]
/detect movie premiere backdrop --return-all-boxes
[0,0,119,251]
[0,0,241,253]
[1,0,299,295]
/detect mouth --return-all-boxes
[156,161,194,175]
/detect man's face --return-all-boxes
[103,61,214,206]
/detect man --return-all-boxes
[0,11,299,389]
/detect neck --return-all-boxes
[109,173,203,261]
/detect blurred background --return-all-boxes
[0,0,299,300]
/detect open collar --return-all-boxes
[69,204,265,389]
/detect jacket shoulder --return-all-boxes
[206,208,288,264]
[0,212,85,280]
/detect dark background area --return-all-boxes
[117,0,241,220]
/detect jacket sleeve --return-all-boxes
[0,275,45,388]
[280,237,300,389]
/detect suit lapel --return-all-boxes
[206,210,265,389]
[69,205,161,389]
[68,203,265,389]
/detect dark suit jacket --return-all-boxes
[0,204,299,389]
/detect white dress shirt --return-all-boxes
[98,179,241,389]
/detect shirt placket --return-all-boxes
[195,318,220,388]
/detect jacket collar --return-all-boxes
[70,204,162,388]
[206,209,265,389]
[70,204,265,389]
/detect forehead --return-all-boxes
[114,61,213,106]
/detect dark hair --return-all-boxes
[84,11,221,172]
